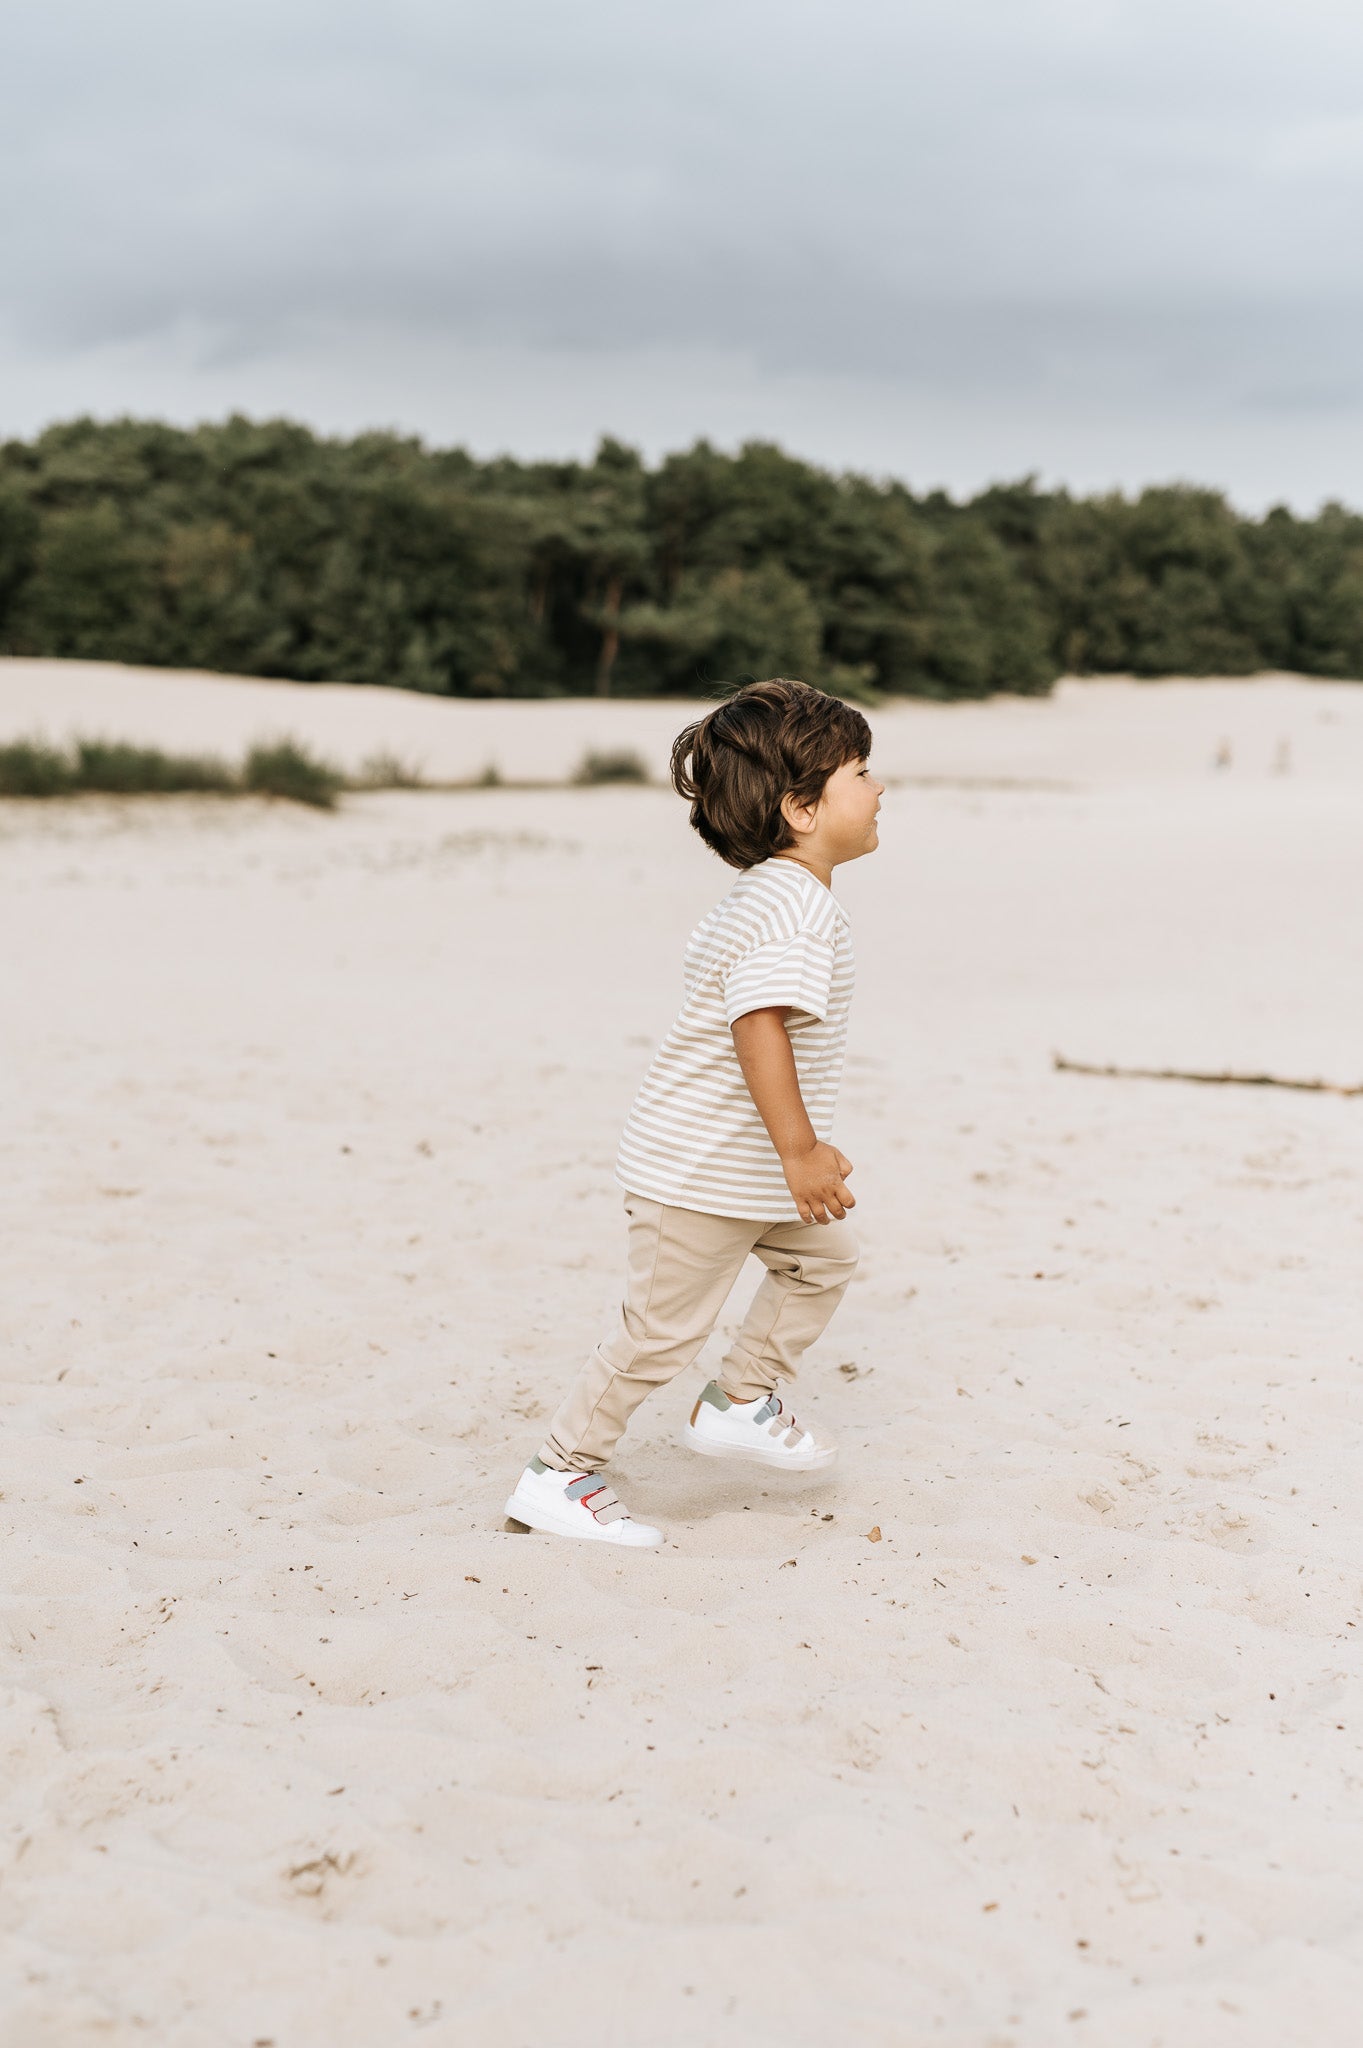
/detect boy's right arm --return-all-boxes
[730,1006,855,1225]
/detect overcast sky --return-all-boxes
[4,0,1363,506]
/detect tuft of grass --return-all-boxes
[0,739,77,796]
[572,746,650,786]
[242,739,344,809]
[356,749,425,790]
[73,739,236,794]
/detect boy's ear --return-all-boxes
[779,789,819,837]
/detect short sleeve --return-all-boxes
[723,930,836,1027]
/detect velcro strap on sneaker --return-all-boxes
[565,1475,630,1524]
[758,1397,807,1448]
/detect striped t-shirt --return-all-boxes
[616,858,855,1221]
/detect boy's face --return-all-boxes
[815,756,884,865]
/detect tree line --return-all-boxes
[2,414,1361,700]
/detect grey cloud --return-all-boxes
[4,0,1363,496]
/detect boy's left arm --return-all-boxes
[730,1006,854,1226]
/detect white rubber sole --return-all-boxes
[682,1425,837,1473]
[503,1490,664,1548]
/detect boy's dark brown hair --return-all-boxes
[670,678,873,870]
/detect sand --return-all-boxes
[3,660,1362,2047]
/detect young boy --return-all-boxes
[506,676,883,1546]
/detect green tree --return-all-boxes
[4,414,1363,700]
[620,561,824,692]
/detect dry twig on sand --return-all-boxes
[1053,1054,1363,1099]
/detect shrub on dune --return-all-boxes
[0,739,77,796]
[572,747,650,785]
[242,739,344,809]
[73,739,235,793]
[0,733,346,806]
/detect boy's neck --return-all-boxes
[772,851,834,891]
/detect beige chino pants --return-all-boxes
[539,1192,859,1475]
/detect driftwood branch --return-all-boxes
[1053,1054,1363,1099]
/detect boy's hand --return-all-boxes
[782,1141,855,1225]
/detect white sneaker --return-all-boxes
[683,1381,837,1472]
[505,1460,664,1547]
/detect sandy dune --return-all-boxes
[4,653,1363,787]
[3,663,1363,2046]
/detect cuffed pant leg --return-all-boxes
[717,1216,859,1404]
[539,1196,759,1474]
